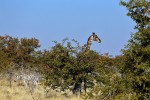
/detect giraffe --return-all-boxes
[72,32,101,95]
[85,32,101,53]
[83,32,101,93]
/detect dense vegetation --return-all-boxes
[0,0,149,100]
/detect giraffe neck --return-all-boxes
[85,35,93,53]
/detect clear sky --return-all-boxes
[0,0,135,56]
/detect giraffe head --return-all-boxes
[85,32,101,52]
[92,32,101,43]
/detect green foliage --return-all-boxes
[120,0,150,29]
[41,39,78,91]
[120,0,150,99]
[41,39,103,95]
[0,35,40,72]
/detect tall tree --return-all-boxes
[121,0,150,99]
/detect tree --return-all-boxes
[41,39,103,96]
[73,51,100,94]
[120,0,150,99]
[41,39,77,92]
[0,35,40,72]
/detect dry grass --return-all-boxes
[0,77,83,100]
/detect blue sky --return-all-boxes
[0,0,135,56]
